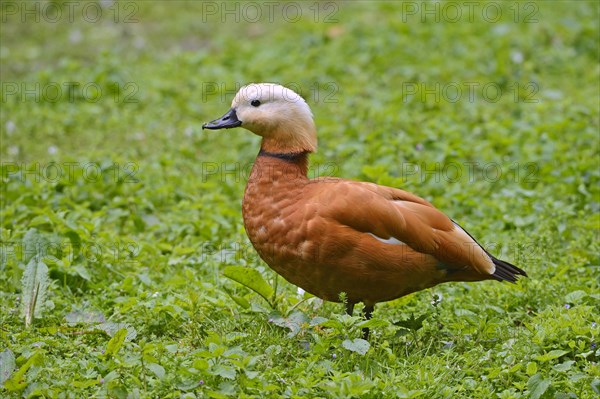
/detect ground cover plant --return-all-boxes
[1,1,599,398]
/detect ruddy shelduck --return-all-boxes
[203,83,527,337]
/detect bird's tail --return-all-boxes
[450,219,528,283]
[491,256,528,283]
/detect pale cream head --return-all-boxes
[232,83,317,153]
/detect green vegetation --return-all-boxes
[1,1,599,398]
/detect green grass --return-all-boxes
[1,1,599,398]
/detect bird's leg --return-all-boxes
[345,301,355,316]
[362,304,374,339]
[363,305,374,320]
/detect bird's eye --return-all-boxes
[251,99,261,107]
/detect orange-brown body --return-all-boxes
[242,152,503,307]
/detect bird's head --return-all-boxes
[202,83,317,153]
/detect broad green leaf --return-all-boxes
[105,328,128,358]
[3,351,43,391]
[342,338,370,355]
[269,311,308,337]
[103,370,119,382]
[527,373,551,399]
[147,363,165,380]
[206,389,229,399]
[231,295,251,309]
[454,308,477,318]
[592,379,600,394]
[526,362,538,376]
[193,359,210,370]
[20,257,50,327]
[212,364,236,379]
[96,322,137,341]
[29,215,51,227]
[73,265,91,281]
[22,228,48,263]
[65,310,105,325]
[553,361,575,372]
[72,379,99,388]
[64,231,81,257]
[0,349,16,385]
[319,319,345,329]
[565,290,587,303]
[535,350,569,362]
[394,386,426,399]
[224,289,251,309]
[358,318,388,329]
[223,266,274,305]
[309,316,329,326]
[245,370,259,379]
[176,379,204,392]
[509,363,523,373]
[394,313,427,331]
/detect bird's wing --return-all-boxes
[310,180,495,275]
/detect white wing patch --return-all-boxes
[367,232,406,245]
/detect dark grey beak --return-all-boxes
[202,108,242,130]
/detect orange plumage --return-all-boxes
[203,83,527,336]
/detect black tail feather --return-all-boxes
[491,256,528,283]
[450,219,528,283]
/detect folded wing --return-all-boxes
[316,181,496,277]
